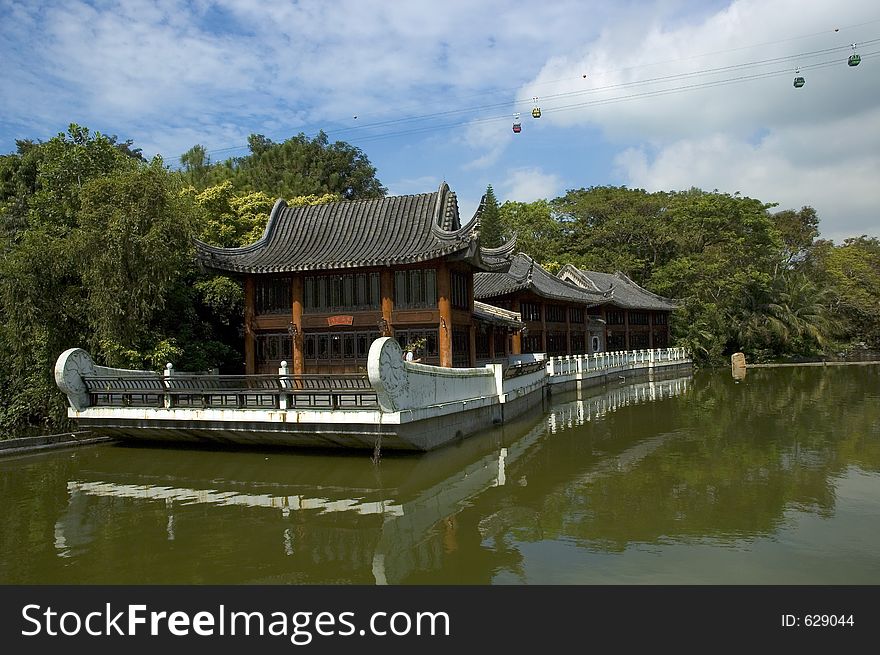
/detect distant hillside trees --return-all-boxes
[498,186,870,364]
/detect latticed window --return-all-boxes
[545,304,567,323]
[256,333,292,364]
[523,332,542,353]
[630,312,649,325]
[302,330,380,363]
[394,269,438,309]
[452,328,471,367]
[521,302,541,322]
[254,278,292,315]
[547,332,567,356]
[450,271,469,309]
[304,273,380,312]
[606,310,625,325]
[608,333,627,350]
[653,312,668,325]
[570,307,585,324]
[475,329,491,359]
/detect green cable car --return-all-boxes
[793,75,805,88]
[849,44,860,67]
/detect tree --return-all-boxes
[552,186,676,281]
[0,125,140,431]
[498,199,560,265]
[772,206,819,273]
[811,237,880,348]
[180,131,387,200]
[479,185,504,248]
[75,160,195,367]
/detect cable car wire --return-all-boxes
[173,32,880,161]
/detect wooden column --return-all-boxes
[565,306,572,355]
[380,269,394,335]
[540,302,547,354]
[512,300,522,355]
[488,327,496,360]
[467,272,476,367]
[244,276,256,374]
[624,309,631,351]
[648,311,654,349]
[291,275,304,375]
[437,262,453,367]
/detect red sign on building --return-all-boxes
[327,315,354,326]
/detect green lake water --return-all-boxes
[1,366,879,584]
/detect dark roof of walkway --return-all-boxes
[474,253,607,305]
[473,301,524,329]
[557,265,677,311]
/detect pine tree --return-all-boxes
[480,184,504,248]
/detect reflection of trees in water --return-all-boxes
[4,368,877,584]
[431,367,880,572]
[0,455,78,582]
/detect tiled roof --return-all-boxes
[557,264,677,311]
[473,301,524,329]
[474,253,607,305]
[195,183,514,273]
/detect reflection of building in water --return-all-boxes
[52,374,692,583]
[547,376,690,434]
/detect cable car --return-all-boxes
[531,97,541,118]
[793,68,805,88]
[512,113,522,133]
[849,44,861,67]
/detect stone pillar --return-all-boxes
[437,262,453,367]
[291,275,304,375]
[278,361,289,410]
[244,276,256,374]
[380,269,394,335]
[163,363,174,409]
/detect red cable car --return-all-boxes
[512,113,522,133]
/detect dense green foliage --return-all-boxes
[0,124,384,436]
[498,186,876,364]
[179,131,386,200]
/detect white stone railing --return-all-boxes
[368,338,498,412]
[546,347,690,378]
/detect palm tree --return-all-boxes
[733,274,836,357]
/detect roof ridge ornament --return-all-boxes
[431,181,460,231]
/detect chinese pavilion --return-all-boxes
[195,183,516,374]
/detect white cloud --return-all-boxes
[615,105,880,239]
[498,167,563,203]
[520,0,880,238]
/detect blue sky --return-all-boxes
[2,0,878,240]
